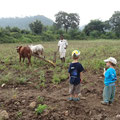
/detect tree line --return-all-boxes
[0,11,120,43]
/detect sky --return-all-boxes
[0,0,120,26]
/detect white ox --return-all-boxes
[29,44,44,57]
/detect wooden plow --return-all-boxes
[33,54,56,67]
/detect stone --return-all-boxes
[0,110,9,120]
[93,114,106,120]
[29,102,36,109]
[116,114,120,120]
[64,111,68,116]
[1,83,5,87]
[22,100,26,103]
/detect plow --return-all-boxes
[33,52,57,67]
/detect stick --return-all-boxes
[33,54,56,67]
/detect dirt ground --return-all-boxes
[0,41,120,120]
[0,71,120,120]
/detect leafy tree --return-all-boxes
[90,30,100,38]
[21,29,30,34]
[11,27,21,33]
[29,20,43,34]
[69,29,80,39]
[109,11,120,37]
[69,13,80,29]
[84,20,105,36]
[55,11,80,33]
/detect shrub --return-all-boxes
[41,31,56,41]
[11,27,21,33]
[11,32,22,39]
[90,30,100,39]
[63,33,71,40]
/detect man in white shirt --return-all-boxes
[58,35,68,63]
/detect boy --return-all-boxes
[68,50,84,101]
[58,35,68,63]
[101,57,117,105]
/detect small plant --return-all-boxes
[60,74,68,81]
[64,63,69,68]
[40,82,45,87]
[37,96,44,103]
[17,111,22,118]
[0,73,12,85]
[35,104,47,114]
[52,74,61,84]
[18,77,27,84]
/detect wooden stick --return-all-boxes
[32,54,56,67]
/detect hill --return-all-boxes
[0,15,54,29]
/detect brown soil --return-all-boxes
[0,72,120,120]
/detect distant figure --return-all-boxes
[58,35,68,63]
[101,57,117,105]
[68,50,84,101]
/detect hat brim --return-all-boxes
[104,59,117,65]
[104,59,109,63]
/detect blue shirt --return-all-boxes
[68,62,84,85]
[104,68,117,86]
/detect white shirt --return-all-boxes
[58,39,68,52]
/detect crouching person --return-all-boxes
[68,50,84,101]
[101,57,117,105]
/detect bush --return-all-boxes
[0,35,17,43]
[63,33,71,40]
[90,30,100,39]
[11,27,21,33]
[20,37,33,43]
[11,32,22,39]
[69,29,80,39]
[24,34,42,42]
[41,31,56,41]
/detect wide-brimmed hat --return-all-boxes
[104,57,117,65]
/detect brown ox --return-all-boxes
[16,46,32,66]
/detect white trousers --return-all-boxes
[59,52,66,58]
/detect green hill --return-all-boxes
[0,15,53,29]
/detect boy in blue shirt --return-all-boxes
[101,57,117,105]
[68,50,84,101]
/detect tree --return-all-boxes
[11,27,21,33]
[55,11,80,33]
[29,20,43,34]
[69,13,80,29]
[90,30,100,38]
[109,11,120,37]
[84,19,105,36]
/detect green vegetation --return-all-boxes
[52,74,61,84]
[0,40,120,86]
[0,11,120,43]
[35,104,47,114]
[17,111,23,118]
[37,96,44,103]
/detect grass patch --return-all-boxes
[35,104,47,114]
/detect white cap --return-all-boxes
[104,57,117,65]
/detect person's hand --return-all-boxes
[103,68,106,76]
[103,71,106,76]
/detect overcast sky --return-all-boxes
[0,0,120,26]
